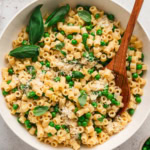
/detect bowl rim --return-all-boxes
[0,0,150,150]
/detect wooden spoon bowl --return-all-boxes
[106,0,144,113]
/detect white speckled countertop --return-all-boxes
[0,0,150,150]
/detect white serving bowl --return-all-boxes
[0,0,150,150]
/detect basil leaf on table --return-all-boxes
[72,71,85,79]
[78,10,91,23]
[29,5,44,44]
[9,45,39,58]
[78,90,87,106]
[33,106,49,116]
[45,4,70,27]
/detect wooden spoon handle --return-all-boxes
[110,0,144,74]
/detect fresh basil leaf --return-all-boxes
[45,8,59,24]
[54,42,66,56]
[78,90,87,106]
[72,71,85,79]
[98,115,106,122]
[26,66,36,77]
[60,50,66,56]
[78,10,91,23]
[46,4,70,27]
[33,106,49,116]
[29,5,44,44]
[55,42,65,50]
[9,45,39,58]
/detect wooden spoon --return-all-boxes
[106,0,144,113]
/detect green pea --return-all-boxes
[135,96,141,103]
[102,90,108,97]
[45,60,50,68]
[22,40,28,45]
[111,98,120,106]
[97,29,102,35]
[7,80,11,84]
[51,112,56,118]
[85,112,91,119]
[2,90,9,96]
[95,74,100,80]
[132,73,138,79]
[103,104,109,108]
[127,56,132,62]
[107,93,114,100]
[95,127,102,133]
[95,13,100,19]
[91,32,95,36]
[69,81,74,87]
[82,121,88,127]
[54,105,59,113]
[44,32,50,37]
[71,39,78,45]
[13,104,18,110]
[128,108,135,116]
[54,77,60,82]
[55,125,61,130]
[100,41,106,46]
[60,30,65,35]
[82,33,89,38]
[49,121,55,127]
[8,68,14,75]
[88,68,95,74]
[39,42,44,47]
[67,34,73,40]
[40,61,45,66]
[74,107,78,113]
[78,116,85,122]
[66,75,72,82]
[91,102,97,108]
[24,120,32,129]
[27,91,36,98]
[136,64,142,70]
[107,14,115,21]
[47,133,52,137]
[128,46,135,50]
[78,121,81,126]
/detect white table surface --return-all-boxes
[0,0,150,150]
